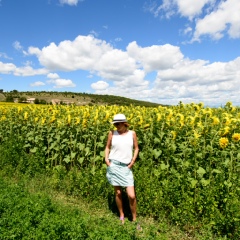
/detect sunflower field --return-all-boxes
[0,101,240,238]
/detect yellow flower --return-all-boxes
[41,118,46,125]
[166,109,173,120]
[18,106,22,113]
[197,121,203,130]
[201,108,212,117]
[82,119,87,128]
[67,114,71,125]
[1,116,6,121]
[24,111,28,120]
[49,116,56,123]
[232,133,240,142]
[219,137,229,149]
[176,113,184,122]
[75,117,80,125]
[220,126,230,136]
[143,123,150,129]
[198,102,204,108]
[193,131,201,140]
[171,131,177,140]
[222,117,231,125]
[157,113,162,121]
[211,116,220,125]
[186,116,195,125]
[193,104,200,111]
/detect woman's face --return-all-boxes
[114,122,126,130]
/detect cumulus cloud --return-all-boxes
[47,73,60,79]
[0,61,49,76]
[127,41,183,71]
[149,56,240,106]
[24,34,240,105]
[47,78,76,88]
[0,62,16,74]
[146,0,240,41]
[14,66,49,76]
[193,0,240,41]
[28,35,113,71]
[91,81,109,90]
[30,81,45,87]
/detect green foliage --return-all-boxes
[5,95,14,102]
[0,177,161,240]
[1,103,240,238]
[34,98,40,104]
[18,96,27,103]
[2,90,162,107]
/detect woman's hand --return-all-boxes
[128,161,134,168]
[105,159,111,167]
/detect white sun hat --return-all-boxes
[111,113,128,124]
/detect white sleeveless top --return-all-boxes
[109,130,133,164]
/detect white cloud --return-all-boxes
[13,41,28,55]
[0,61,48,76]
[147,0,240,41]
[127,41,183,72]
[115,38,122,42]
[148,0,213,19]
[14,66,49,76]
[47,78,76,88]
[176,0,213,19]
[11,34,240,106]
[13,41,23,51]
[28,35,113,71]
[0,52,12,60]
[47,73,59,79]
[59,0,82,6]
[91,81,109,90]
[95,49,137,80]
[193,0,240,41]
[0,62,16,74]
[30,81,45,87]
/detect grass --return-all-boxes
[0,171,225,240]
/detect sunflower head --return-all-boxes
[232,133,240,142]
[219,137,229,149]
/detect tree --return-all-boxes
[18,97,27,103]
[34,98,40,104]
[6,95,14,102]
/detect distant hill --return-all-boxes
[0,93,5,102]
[1,90,164,107]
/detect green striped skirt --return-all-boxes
[106,160,134,187]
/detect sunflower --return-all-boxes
[220,126,230,137]
[219,137,229,149]
[24,111,28,120]
[232,133,240,142]
[211,116,220,125]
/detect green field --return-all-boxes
[0,100,239,239]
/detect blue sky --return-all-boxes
[0,0,240,107]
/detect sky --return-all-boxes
[0,0,240,107]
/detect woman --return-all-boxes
[105,113,139,224]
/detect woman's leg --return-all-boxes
[114,186,124,221]
[126,186,137,221]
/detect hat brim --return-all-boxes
[111,120,128,124]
